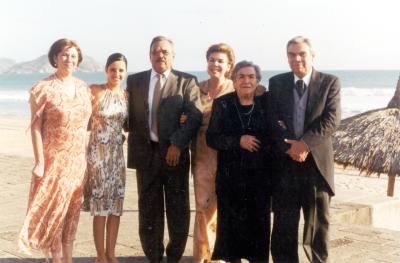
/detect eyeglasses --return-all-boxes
[151,49,172,56]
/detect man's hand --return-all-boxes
[285,139,309,162]
[166,144,181,166]
[240,135,261,152]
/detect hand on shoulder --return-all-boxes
[90,84,105,100]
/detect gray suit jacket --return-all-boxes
[126,69,202,169]
[269,69,341,194]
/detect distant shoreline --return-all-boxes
[0,70,398,119]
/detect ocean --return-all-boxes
[0,70,398,119]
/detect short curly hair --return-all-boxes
[48,38,83,68]
[231,60,262,82]
[206,43,235,78]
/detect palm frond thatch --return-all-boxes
[333,107,400,176]
[388,77,400,108]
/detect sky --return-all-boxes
[0,0,399,71]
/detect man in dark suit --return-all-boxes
[126,36,202,263]
[269,36,341,263]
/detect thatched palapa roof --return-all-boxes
[333,75,400,177]
[333,108,400,176]
[388,77,400,108]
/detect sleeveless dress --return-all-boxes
[85,87,127,216]
[19,75,92,256]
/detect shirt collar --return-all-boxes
[294,69,312,87]
[151,68,171,80]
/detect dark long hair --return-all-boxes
[105,53,128,69]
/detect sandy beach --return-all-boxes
[1,116,398,197]
[1,116,400,262]
[0,117,32,158]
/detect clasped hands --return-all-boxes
[285,139,309,163]
[240,135,309,163]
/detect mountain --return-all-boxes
[4,55,103,74]
[0,57,16,73]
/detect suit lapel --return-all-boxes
[139,70,151,120]
[161,70,178,100]
[283,73,295,134]
[305,69,321,126]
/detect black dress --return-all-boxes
[206,92,276,262]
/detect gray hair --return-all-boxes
[231,60,262,82]
[149,35,175,53]
[286,36,315,55]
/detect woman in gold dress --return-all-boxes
[192,43,235,263]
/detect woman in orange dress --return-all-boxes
[19,38,92,263]
[192,43,235,263]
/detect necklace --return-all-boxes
[240,103,254,115]
[234,100,255,131]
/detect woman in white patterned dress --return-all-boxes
[84,53,128,263]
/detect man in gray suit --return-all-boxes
[269,36,341,263]
[126,36,202,263]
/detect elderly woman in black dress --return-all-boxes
[206,60,277,263]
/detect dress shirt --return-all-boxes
[293,70,312,88]
[148,69,171,141]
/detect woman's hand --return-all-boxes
[240,135,261,152]
[255,84,267,96]
[32,162,44,177]
[180,113,188,126]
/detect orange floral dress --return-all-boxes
[19,75,92,256]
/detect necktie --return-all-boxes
[151,74,162,136]
[296,79,305,98]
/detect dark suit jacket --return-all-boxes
[126,69,202,169]
[269,69,341,194]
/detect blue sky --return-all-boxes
[1,0,399,71]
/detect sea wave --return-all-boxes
[0,86,396,118]
[342,86,395,96]
[341,87,394,118]
[0,90,28,102]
